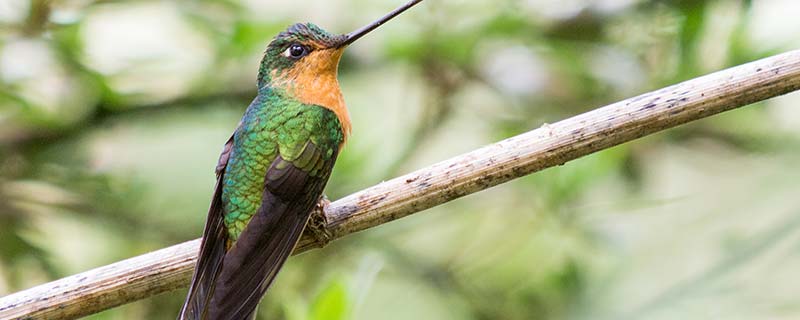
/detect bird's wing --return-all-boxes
[207,140,337,320]
[179,134,235,320]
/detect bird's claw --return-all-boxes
[307,195,333,248]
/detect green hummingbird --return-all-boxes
[179,1,424,319]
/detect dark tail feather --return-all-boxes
[179,134,235,320]
[178,179,229,320]
[206,195,313,320]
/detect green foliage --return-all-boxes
[310,278,351,320]
[1,0,800,319]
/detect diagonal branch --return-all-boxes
[2,50,800,320]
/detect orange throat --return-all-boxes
[272,48,351,144]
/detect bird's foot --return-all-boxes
[307,195,333,248]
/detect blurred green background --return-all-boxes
[2,0,800,319]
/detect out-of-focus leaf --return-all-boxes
[310,278,350,320]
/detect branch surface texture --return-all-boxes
[2,50,800,320]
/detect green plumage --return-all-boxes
[180,2,424,316]
[222,88,343,241]
[180,22,349,320]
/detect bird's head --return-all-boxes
[257,0,424,94]
[256,0,425,138]
[257,23,347,92]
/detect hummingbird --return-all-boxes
[178,1,425,319]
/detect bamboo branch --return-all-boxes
[2,50,800,320]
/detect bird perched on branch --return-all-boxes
[178,1,425,319]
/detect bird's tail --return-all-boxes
[179,179,229,320]
[205,199,312,320]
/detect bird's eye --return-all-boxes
[284,44,308,58]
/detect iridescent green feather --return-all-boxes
[221,88,343,241]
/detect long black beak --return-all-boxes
[338,0,425,47]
